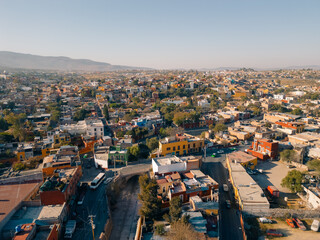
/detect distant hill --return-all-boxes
[0,51,151,72]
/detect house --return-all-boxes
[152,155,201,175]
[303,186,320,209]
[40,166,82,205]
[247,139,279,160]
[226,151,258,169]
[275,121,305,134]
[158,133,204,157]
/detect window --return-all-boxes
[200,142,202,147]
[188,144,190,149]
[163,187,166,193]
[183,145,185,149]
[193,143,195,148]
[167,147,171,151]
[94,128,96,131]
[178,146,180,150]
[173,147,176,151]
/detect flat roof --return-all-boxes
[153,156,183,166]
[229,162,269,206]
[0,182,40,223]
[227,151,257,163]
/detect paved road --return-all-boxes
[109,176,141,240]
[201,144,251,240]
[202,161,243,240]
[72,182,109,240]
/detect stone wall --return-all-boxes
[244,208,320,218]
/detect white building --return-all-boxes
[303,186,320,209]
[94,146,109,169]
[197,99,210,108]
[60,118,104,138]
[152,156,187,175]
[274,94,285,100]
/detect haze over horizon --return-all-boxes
[1,0,320,69]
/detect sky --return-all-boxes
[1,0,320,69]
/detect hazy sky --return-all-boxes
[1,0,320,69]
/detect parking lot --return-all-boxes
[259,218,320,240]
[251,161,291,195]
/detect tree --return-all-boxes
[138,174,162,220]
[307,159,320,175]
[146,137,159,151]
[103,104,110,121]
[213,123,227,133]
[281,170,303,193]
[12,162,26,172]
[291,108,303,116]
[73,108,89,121]
[265,122,272,128]
[0,117,8,131]
[169,197,182,222]
[280,149,297,163]
[167,220,201,240]
[173,112,187,126]
[128,145,140,161]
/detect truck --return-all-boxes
[267,185,280,198]
[311,219,320,232]
[223,184,229,192]
[64,220,76,239]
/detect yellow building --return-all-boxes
[53,133,71,148]
[159,133,204,157]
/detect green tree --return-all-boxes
[73,108,89,121]
[12,162,26,172]
[281,170,303,193]
[280,149,297,163]
[138,174,162,220]
[0,117,8,131]
[291,108,303,116]
[169,197,182,222]
[167,220,201,240]
[146,137,159,151]
[213,123,227,133]
[200,131,206,139]
[307,159,320,175]
[103,104,110,120]
[128,145,140,161]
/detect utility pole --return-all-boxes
[88,215,96,240]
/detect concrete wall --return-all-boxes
[0,172,42,184]
[244,208,320,218]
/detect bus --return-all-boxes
[90,173,105,190]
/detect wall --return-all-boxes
[244,208,320,218]
[40,190,66,205]
[0,172,42,184]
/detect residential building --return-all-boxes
[40,166,82,205]
[158,133,204,157]
[247,139,279,160]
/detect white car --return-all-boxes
[258,217,272,223]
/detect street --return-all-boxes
[201,143,251,240]
[109,176,141,240]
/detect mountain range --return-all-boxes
[0,51,150,72]
[0,51,319,72]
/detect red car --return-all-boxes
[266,229,283,237]
[293,218,306,231]
[286,219,296,228]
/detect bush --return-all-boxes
[155,224,165,236]
[12,162,26,172]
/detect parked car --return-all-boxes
[311,219,320,232]
[293,218,306,231]
[259,217,273,224]
[266,229,283,237]
[217,150,224,154]
[286,219,296,228]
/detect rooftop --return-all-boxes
[0,182,40,223]
[153,156,184,166]
[227,151,257,163]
